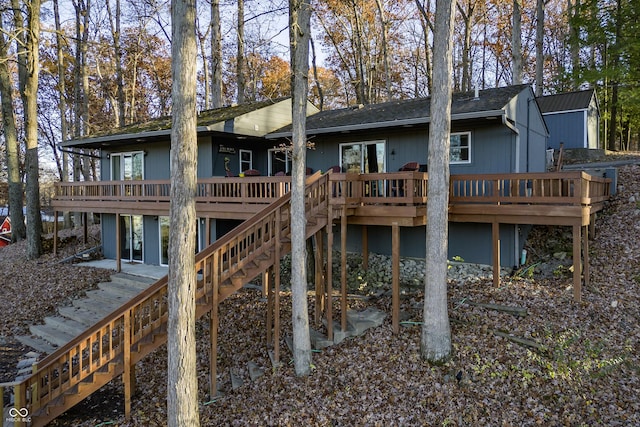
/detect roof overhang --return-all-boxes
[266,109,506,139]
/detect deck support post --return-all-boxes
[362,226,369,270]
[205,217,211,246]
[116,213,122,273]
[314,230,324,326]
[392,222,400,334]
[266,267,273,345]
[340,209,348,333]
[209,252,220,399]
[326,223,334,341]
[83,212,88,244]
[572,223,582,302]
[53,210,59,256]
[14,382,24,427]
[123,310,132,419]
[492,221,501,287]
[583,224,590,291]
[274,209,282,364]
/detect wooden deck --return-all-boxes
[51,170,611,302]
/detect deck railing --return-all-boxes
[52,170,610,212]
[450,171,610,206]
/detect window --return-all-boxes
[268,148,291,175]
[239,149,253,172]
[450,132,471,164]
[110,151,144,180]
[339,141,385,173]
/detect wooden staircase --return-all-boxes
[8,172,332,427]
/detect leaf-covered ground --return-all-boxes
[2,160,640,426]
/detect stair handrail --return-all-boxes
[12,171,328,425]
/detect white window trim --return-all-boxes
[239,149,253,172]
[450,132,472,165]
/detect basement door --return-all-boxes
[120,215,144,263]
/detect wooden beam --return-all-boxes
[583,225,590,290]
[266,267,273,345]
[492,221,500,287]
[210,253,219,399]
[341,209,348,333]
[205,217,211,246]
[116,213,121,273]
[123,310,132,419]
[53,210,58,257]
[274,209,282,364]
[362,226,369,270]
[83,212,88,244]
[392,222,400,334]
[572,224,582,302]
[326,224,334,341]
[314,230,324,326]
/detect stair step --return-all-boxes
[84,289,132,306]
[110,272,157,288]
[58,305,107,327]
[15,335,57,355]
[98,280,144,297]
[44,316,87,337]
[71,298,116,318]
[29,323,76,348]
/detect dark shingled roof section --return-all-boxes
[536,89,595,114]
[277,84,530,133]
[83,97,288,139]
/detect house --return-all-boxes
[268,84,549,268]
[32,85,610,426]
[537,89,600,150]
[58,97,318,266]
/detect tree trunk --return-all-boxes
[512,0,523,84]
[106,0,126,127]
[53,0,72,228]
[0,17,26,242]
[21,0,43,259]
[415,0,434,94]
[167,0,200,425]
[456,1,475,92]
[289,0,312,377]
[210,0,223,108]
[535,0,545,96]
[236,0,245,104]
[374,0,392,101]
[421,0,454,363]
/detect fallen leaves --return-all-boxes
[2,162,640,426]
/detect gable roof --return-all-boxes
[62,98,317,149]
[536,89,596,114]
[268,84,531,138]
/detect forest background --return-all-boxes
[0,0,639,212]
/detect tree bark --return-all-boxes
[210,0,223,108]
[167,0,200,425]
[20,0,44,259]
[374,0,392,101]
[512,0,523,85]
[289,0,312,377]
[421,0,454,363]
[0,16,26,242]
[236,0,245,104]
[106,0,126,127]
[53,0,72,228]
[535,0,545,96]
